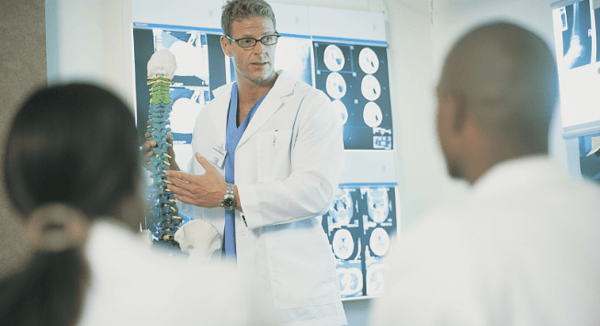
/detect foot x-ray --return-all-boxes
[559,0,592,69]
[551,1,600,132]
[322,184,398,298]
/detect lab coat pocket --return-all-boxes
[266,234,339,310]
[256,129,293,181]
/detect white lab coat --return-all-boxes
[183,71,347,326]
[79,220,278,326]
[369,156,600,325]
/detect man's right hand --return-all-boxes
[142,131,180,171]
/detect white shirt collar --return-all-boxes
[470,155,565,199]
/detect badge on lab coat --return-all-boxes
[210,143,226,169]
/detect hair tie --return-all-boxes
[25,203,89,252]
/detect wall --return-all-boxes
[383,0,459,230]
[46,0,134,108]
[0,0,47,279]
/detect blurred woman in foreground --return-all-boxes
[0,83,276,326]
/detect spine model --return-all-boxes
[146,50,181,246]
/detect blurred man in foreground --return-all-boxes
[370,22,600,325]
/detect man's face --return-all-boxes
[221,16,277,86]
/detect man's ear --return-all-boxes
[25,203,89,252]
[221,36,232,57]
[448,92,467,134]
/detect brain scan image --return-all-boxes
[361,74,381,101]
[332,100,348,125]
[359,47,379,74]
[363,102,383,128]
[369,227,391,257]
[337,267,363,296]
[329,189,353,225]
[326,72,347,99]
[366,264,387,295]
[366,188,390,223]
[170,95,203,134]
[324,44,345,71]
[332,229,355,260]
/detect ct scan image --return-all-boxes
[322,184,398,298]
[314,42,393,150]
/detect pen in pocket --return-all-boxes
[273,130,278,146]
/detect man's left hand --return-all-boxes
[165,154,227,208]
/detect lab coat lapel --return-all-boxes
[207,84,232,147]
[238,72,295,147]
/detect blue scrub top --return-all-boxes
[223,82,268,258]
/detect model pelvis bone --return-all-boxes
[174,219,222,261]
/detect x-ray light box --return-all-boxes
[551,0,600,138]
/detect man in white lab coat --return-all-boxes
[369,22,600,325]
[163,0,347,325]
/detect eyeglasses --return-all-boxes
[225,33,280,49]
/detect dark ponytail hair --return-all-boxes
[4,83,140,216]
[0,250,88,326]
[0,83,141,326]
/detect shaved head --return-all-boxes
[438,22,558,153]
